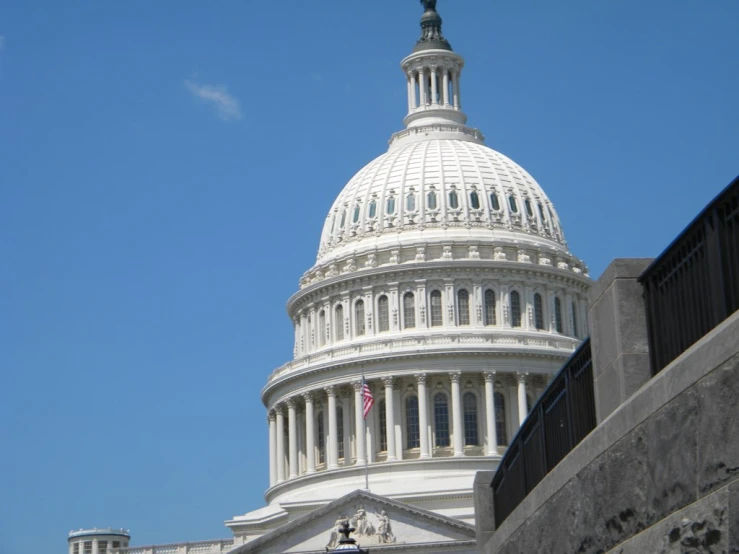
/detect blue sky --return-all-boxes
[0,1,736,553]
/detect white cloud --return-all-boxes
[184,79,242,121]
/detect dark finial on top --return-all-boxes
[414,0,452,53]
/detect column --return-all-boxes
[393,381,404,460]
[342,392,352,466]
[382,377,396,461]
[517,373,529,426]
[303,392,316,474]
[367,386,376,463]
[326,386,339,469]
[410,71,417,109]
[407,75,413,112]
[418,68,427,106]
[268,411,277,486]
[353,381,366,465]
[450,372,464,457]
[452,68,461,109]
[275,406,285,482]
[442,69,450,106]
[92,540,99,554]
[430,66,438,105]
[416,373,430,458]
[287,399,298,478]
[483,372,498,456]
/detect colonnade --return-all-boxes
[406,64,461,111]
[267,371,537,487]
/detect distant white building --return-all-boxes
[68,529,130,554]
[95,2,590,552]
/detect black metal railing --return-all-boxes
[640,175,739,374]
[491,338,595,528]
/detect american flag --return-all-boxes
[361,378,374,419]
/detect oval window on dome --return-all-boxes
[538,202,546,222]
[508,195,519,213]
[490,192,501,211]
[386,197,396,215]
[470,191,480,209]
[353,205,360,223]
[330,213,337,233]
[427,191,437,210]
[449,190,459,209]
[406,193,416,211]
[340,210,347,227]
[368,200,377,218]
[525,199,534,217]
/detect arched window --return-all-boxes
[494,392,507,446]
[378,295,389,332]
[434,393,450,447]
[457,289,470,326]
[427,191,437,210]
[368,200,377,218]
[449,190,459,209]
[378,399,387,452]
[386,196,396,215]
[554,297,563,333]
[330,213,337,233]
[353,205,360,223]
[572,301,579,337]
[355,300,366,336]
[337,405,344,460]
[525,199,534,217]
[510,291,522,327]
[317,411,325,464]
[534,293,544,330]
[406,396,420,449]
[538,202,547,224]
[509,195,519,214]
[403,292,416,329]
[335,305,344,341]
[463,392,479,446]
[484,290,497,326]
[470,191,480,209]
[340,210,347,228]
[430,290,443,327]
[490,192,501,211]
[406,193,416,211]
[318,310,326,346]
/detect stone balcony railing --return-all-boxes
[113,539,235,554]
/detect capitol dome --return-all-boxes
[317,136,568,266]
[226,2,592,545]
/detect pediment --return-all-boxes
[232,490,475,553]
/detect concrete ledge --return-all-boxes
[485,309,739,553]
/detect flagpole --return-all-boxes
[363,414,369,490]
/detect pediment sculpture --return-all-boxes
[326,507,396,548]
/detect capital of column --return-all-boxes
[302,391,314,403]
[268,410,276,422]
[381,376,395,387]
[351,380,363,392]
[449,371,462,383]
[325,385,336,397]
[517,372,529,384]
[286,398,296,409]
[482,371,496,384]
[273,404,284,416]
[415,373,428,386]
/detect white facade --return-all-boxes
[104,3,591,553]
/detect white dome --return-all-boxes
[317,136,567,266]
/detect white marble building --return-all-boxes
[103,2,590,552]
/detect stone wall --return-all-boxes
[479,307,739,554]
